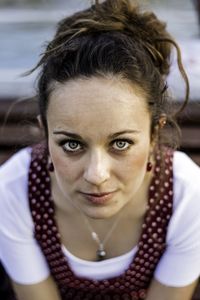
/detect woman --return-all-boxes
[0,0,200,299]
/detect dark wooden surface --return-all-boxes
[0,97,41,164]
[0,97,200,299]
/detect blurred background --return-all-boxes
[0,0,200,99]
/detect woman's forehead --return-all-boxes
[47,76,151,137]
[48,75,148,111]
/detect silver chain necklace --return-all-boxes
[82,212,123,261]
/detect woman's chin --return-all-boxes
[79,202,123,220]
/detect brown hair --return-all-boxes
[31,0,189,148]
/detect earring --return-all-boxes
[48,157,54,172]
[146,161,153,172]
[48,163,54,172]
[159,114,167,128]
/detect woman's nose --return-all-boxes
[83,149,110,186]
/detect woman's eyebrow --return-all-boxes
[53,129,140,140]
[109,130,140,139]
[53,131,82,139]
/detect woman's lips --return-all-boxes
[80,191,116,205]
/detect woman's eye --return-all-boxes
[112,139,133,151]
[62,140,83,152]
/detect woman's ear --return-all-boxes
[37,115,43,129]
[150,113,167,148]
[150,124,159,147]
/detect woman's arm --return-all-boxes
[12,276,61,300]
[146,278,199,300]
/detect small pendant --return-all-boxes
[97,248,106,261]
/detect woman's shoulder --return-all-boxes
[173,151,200,179]
[0,147,35,246]
[167,151,200,243]
[155,152,200,286]
[0,147,32,224]
[172,151,200,211]
[0,147,31,186]
[0,147,50,285]
[173,151,200,198]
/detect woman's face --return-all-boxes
[47,76,152,219]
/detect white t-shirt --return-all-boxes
[0,147,200,287]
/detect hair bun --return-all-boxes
[54,0,172,76]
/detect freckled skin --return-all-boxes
[47,76,153,219]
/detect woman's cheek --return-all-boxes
[50,147,74,182]
[124,147,149,173]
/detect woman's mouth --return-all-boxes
[79,191,116,205]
